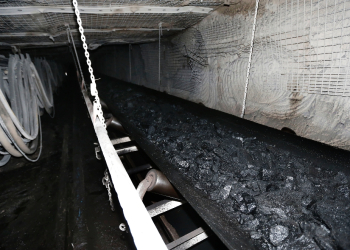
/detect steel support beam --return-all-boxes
[111,136,131,145]
[0,28,184,38]
[115,146,138,155]
[147,200,184,218]
[0,38,158,47]
[0,5,213,15]
[167,227,208,250]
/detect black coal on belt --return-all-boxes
[99,78,350,250]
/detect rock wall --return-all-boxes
[92,0,350,151]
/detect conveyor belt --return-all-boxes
[0,74,135,250]
[97,74,350,250]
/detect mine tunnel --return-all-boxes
[0,0,350,250]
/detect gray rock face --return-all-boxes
[269,225,289,246]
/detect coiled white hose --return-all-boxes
[0,53,62,166]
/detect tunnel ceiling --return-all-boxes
[0,0,223,48]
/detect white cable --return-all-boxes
[241,0,259,118]
[72,0,105,128]
[0,53,58,163]
[0,108,43,163]
[67,26,86,91]
[159,22,162,91]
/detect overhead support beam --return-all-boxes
[0,38,158,47]
[0,28,184,38]
[0,5,213,15]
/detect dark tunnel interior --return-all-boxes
[1,2,350,249]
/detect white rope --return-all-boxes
[159,22,162,90]
[66,26,86,91]
[241,0,259,118]
[72,0,105,127]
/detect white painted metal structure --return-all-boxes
[81,89,167,250]
[67,0,167,245]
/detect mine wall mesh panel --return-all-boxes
[130,44,146,85]
[161,28,208,93]
[140,43,159,89]
[135,6,254,107]
[255,0,350,97]
[0,15,57,33]
[0,0,222,7]
[0,13,207,32]
[201,12,252,57]
[0,31,175,45]
[0,12,208,45]
[133,0,350,99]
[74,13,208,30]
[0,14,74,33]
[88,0,350,149]
[164,41,193,92]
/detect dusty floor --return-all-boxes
[97,75,350,250]
[0,74,135,250]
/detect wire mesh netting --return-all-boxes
[2,0,350,97]
[163,28,208,93]
[254,0,350,96]
[0,0,222,7]
[135,0,350,98]
[0,1,221,45]
[0,12,208,45]
[0,13,209,33]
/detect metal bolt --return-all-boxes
[119,223,126,231]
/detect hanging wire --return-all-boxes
[240,0,260,118]
[159,22,162,91]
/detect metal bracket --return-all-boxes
[95,145,102,160]
[95,144,138,160]
[147,200,184,218]
[167,227,208,250]
[111,136,131,145]
[115,146,138,155]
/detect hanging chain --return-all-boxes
[241,0,259,118]
[72,0,105,127]
[102,169,115,211]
